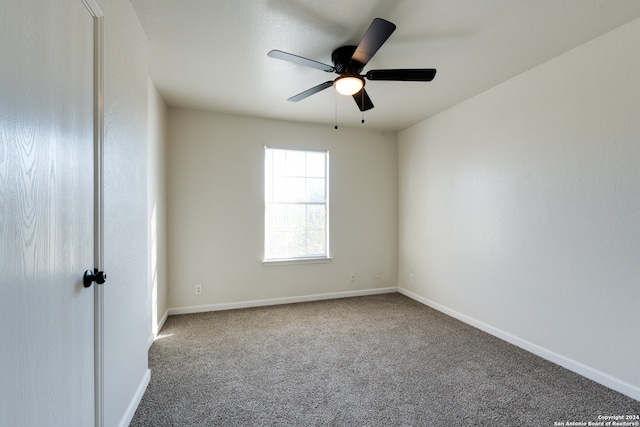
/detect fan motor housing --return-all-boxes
[331,46,364,75]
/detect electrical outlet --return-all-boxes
[350,272,356,282]
[374,271,381,280]
[409,273,415,284]
[195,284,202,295]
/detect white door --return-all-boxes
[0,0,100,425]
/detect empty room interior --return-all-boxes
[2,0,640,426]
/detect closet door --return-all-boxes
[0,0,99,424]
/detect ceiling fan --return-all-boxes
[268,18,436,112]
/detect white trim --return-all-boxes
[82,1,105,426]
[157,309,169,334]
[167,287,398,316]
[398,287,640,402]
[262,256,332,266]
[264,147,330,262]
[81,0,102,17]
[263,143,329,153]
[148,310,170,348]
[117,369,151,427]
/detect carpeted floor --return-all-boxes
[131,293,639,426]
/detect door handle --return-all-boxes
[83,268,107,288]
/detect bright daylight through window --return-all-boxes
[264,147,329,263]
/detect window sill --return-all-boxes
[262,256,333,266]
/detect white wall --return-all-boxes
[98,0,151,425]
[147,79,168,343]
[398,18,640,399]
[167,110,398,311]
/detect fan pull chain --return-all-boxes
[334,93,338,129]
[361,90,365,124]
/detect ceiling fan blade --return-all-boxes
[351,18,396,66]
[268,50,335,73]
[287,81,334,102]
[366,69,437,81]
[352,88,374,111]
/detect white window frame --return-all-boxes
[262,146,331,266]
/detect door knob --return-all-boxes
[84,269,107,288]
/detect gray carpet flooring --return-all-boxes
[131,293,639,426]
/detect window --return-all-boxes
[263,147,330,264]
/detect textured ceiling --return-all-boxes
[130,0,640,131]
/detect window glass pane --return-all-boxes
[265,150,273,202]
[272,150,286,176]
[306,152,325,178]
[306,204,325,230]
[286,204,306,232]
[272,177,286,202]
[266,230,287,258]
[266,204,286,231]
[305,177,325,203]
[286,150,305,177]
[307,230,325,255]
[266,205,286,258]
[286,229,307,257]
[286,177,306,202]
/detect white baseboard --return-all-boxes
[157,309,169,333]
[118,368,150,427]
[167,287,398,316]
[148,310,170,349]
[398,287,640,402]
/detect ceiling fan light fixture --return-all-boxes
[334,75,364,96]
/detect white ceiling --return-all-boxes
[130,0,640,132]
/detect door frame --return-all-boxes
[81,1,105,426]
